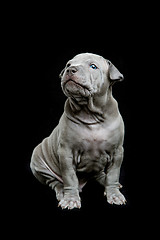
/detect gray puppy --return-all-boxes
[30,53,126,209]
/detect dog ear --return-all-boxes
[107,60,124,82]
[59,68,65,78]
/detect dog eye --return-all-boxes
[90,64,97,69]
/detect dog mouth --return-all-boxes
[65,79,87,89]
[64,79,91,98]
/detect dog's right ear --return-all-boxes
[59,68,65,78]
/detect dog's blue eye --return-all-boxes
[90,64,97,69]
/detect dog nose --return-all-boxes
[119,74,124,81]
[67,66,78,75]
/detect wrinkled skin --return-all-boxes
[30,53,126,209]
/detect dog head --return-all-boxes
[60,53,123,105]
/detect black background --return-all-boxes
[5,2,157,237]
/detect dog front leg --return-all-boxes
[105,146,126,205]
[58,151,81,209]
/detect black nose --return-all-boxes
[67,66,78,75]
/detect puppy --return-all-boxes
[30,53,126,209]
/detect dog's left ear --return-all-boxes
[107,60,124,82]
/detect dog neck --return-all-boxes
[64,87,117,125]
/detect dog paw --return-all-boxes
[55,183,64,201]
[56,190,64,202]
[58,196,81,210]
[105,187,126,205]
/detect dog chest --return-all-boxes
[72,118,121,152]
[72,123,120,173]
[56,114,122,172]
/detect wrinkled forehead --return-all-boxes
[69,53,107,68]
